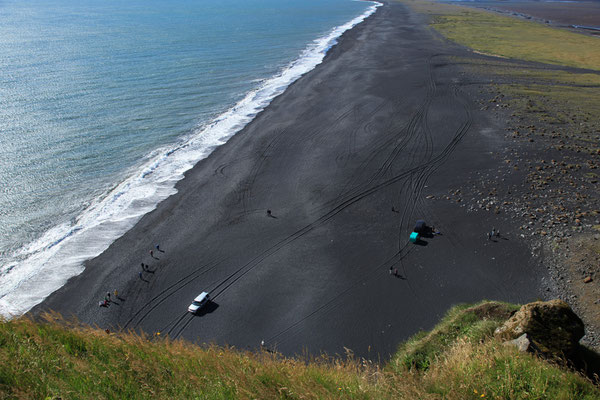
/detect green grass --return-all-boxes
[389,301,519,372]
[1,303,599,399]
[402,0,600,71]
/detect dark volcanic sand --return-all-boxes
[33,2,546,360]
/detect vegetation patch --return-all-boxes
[402,0,600,71]
[390,301,518,372]
[2,303,598,398]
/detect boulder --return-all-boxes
[504,333,532,352]
[494,299,584,359]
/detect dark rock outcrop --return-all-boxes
[494,299,584,359]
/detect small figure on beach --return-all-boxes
[156,244,164,253]
[138,271,143,280]
[141,262,146,271]
[266,209,278,219]
[113,289,119,298]
[150,250,154,258]
[391,206,399,213]
[389,266,393,275]
[394,268,399,277]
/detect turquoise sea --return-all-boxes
[0,0,379,316]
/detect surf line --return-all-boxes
[0,1,383,319]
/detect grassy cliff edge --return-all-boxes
[1,302,598,399]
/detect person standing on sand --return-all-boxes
[139,271,143,280]
[113,289,118,298]
[389,266,393,275]
[394,268,399,277]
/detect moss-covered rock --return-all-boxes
[494,299,584,359]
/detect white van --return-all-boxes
[188,292,210,314]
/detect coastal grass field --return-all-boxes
[402,0,600,71]
[1,302,599,399]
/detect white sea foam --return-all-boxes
[0,1,381,318]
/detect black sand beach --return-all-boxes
[34,2,546,360]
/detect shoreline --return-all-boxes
[0,2,380,319]
[32,1,546,360]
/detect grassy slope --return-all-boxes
[2,303,599,399]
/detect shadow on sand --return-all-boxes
[193,301,219,317]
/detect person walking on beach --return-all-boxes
[139,271,143,280]
[150,250,154,258]
[156,244,164,253]
[389,266,393,275]
[113,289,118,298]
[141,262,146,271]
[394,268,399,277]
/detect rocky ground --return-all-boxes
[435,55,600,349]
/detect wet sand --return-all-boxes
[33,2,545,360]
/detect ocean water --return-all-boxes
[0,0,380,317]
